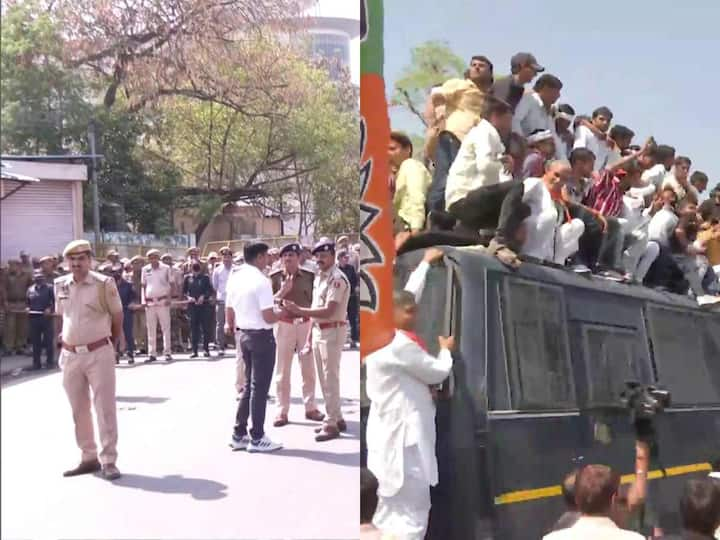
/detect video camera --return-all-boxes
[619,381,671,455]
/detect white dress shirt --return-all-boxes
[543,516,644,540]
[366,331,453,497]
[640,163,667,189]
[225,264,275,330]
[445,119,507,210]
[573,125,611,172]
[512,92,556,139]
[212,263,233,302]
[647,207,679,248]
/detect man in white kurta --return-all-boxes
[366,290,454,540]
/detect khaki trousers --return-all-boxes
[4,309,29,350]
[312,324,346,427]
[146,305,171,356]
[133,309,147,350]
[234,331,246,392]
[60,342,118,465]
[273,320,316,415]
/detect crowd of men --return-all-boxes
[0,236,360,370]
[390,51,720,306]
[1,234,360,479]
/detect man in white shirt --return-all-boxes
[224,241,292,453]
[211,246,233,357]
[520,160,585,264]
[662,155,694,202]
[445,98,514,233]
[640,144,675,190]
[543,465,644,540]
[512,74,563,150]
[553,104,576,161]
[141,249,173,363]
[573,106,614,172]
[366,289,454,540]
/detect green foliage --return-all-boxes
[391,40,464,127]
[0,0,92,153]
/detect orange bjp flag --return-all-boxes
[359,0,394,359]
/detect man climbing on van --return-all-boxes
[365,289,455,540]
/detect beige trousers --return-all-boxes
[60,342,118,465]
[133,309,147,350]
[146,305,171,356]
[273,320,316,415]
[234,331,246,392]
[312,325,346,427]
[4,309,29,350]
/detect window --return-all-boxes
[501,280,575,409]
[583,326,642,406]
[647,307,720,405]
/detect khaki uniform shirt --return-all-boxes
[269,267,314,309]
[54,271,123,345]
[393,158,432,231]
[311,265,350,323]
[4,271,32,304]
[141,263,172,301]
[169,266,184,298]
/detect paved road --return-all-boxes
[1,349,360,540]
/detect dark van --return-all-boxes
[383,246,720,540]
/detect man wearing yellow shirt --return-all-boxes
[389,132,432,242]
[426,55,494,214]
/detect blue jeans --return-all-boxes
[122,309,134,354]
[427,131,461,213]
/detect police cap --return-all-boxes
[146,249,161,257]
[39,255,53,263]
[62,239,92,257]
[106,250,120,257]
[129,255,145,264]
[280,242,302,256]
[219,246,232,255]
[311,240,335,255]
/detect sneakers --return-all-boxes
[247,435,283,453]
[570,264,592,275]
[229,434,251,451]
[595,269,627,282]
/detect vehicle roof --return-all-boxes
[420,245,710,312]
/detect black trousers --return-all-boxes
[188,303,211,354]
[347,294,359,342]
[448,180,520,232]
[567,205,624,270]
[121,309,134,354]
[234,329,276,441]
[29,315,53,367]
[427,131,462,213]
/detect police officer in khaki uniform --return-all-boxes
[3,259,32,354]
[270,243,325,427]
[284,240,351,442]
[161,253,186,352]
[55,240,124,480]
[141,249,173,362]
[130,255,147,354]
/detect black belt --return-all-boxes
[236,328,273,333]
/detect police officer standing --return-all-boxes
[112,265,137,364]
[129,255,147,355]
[269,243,325,427]
[212,246,234,357]
[141,249,173,363]
[27,268,55,369]
[3,259,32,355]
[284,240,351,442]
[55,240,123,480]
[183,261,214,358]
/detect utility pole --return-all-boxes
[88,119,101,252]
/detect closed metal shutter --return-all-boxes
[1,180,75,261]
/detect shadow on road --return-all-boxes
[278,448,359,467]
[111,473,228,500]
[116,396,169,404]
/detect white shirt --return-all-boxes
[647,207,679,247]
[211,263,233,302]
[141,262,172,300]
[366,331,453,497]
[573,125,611,172]
[225,264,275,330]
[640,163,667,189]
[662,172,699,202]
[513,92,557,141]
[445,119,507,210]
[621,193,651,233]
[521,176,562,260]
[404,261,430,303]
[543,516,644,540]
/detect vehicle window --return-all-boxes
[502,279,575,409]
[584,326,642,406]
[647,307,720,405]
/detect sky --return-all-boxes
[383,0,720,187]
